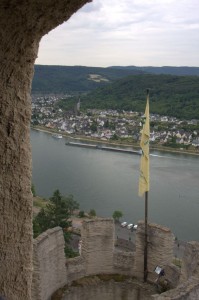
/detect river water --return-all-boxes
[31,129,199,242]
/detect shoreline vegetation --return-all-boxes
[31,125,199,157]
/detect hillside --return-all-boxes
[31,65,144,94]
[32,65,199,119]
[76,74,199,119]
[109,66,199,76]
[32,65,199,95]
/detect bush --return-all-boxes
[112,210,123,222]
[65,246,79,258]
[89,209,96,217]
[31,184,36,197]
[78,210,85,218]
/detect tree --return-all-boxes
[89,209,96,217]
[104,119,109,128]
[33,189,71,238]
[33,190,81,257]
[33,208,50,237]
[48,190,71,230]
[78,210,85,218]
[112,210,123,222]
[90,120,97,132]
[111,133,118,140]
[31,183,36,197]
[63,194,79,215]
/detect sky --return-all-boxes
[36,0,199,67]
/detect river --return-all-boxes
[31,129,199,242]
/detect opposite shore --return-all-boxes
[31,125,199,157]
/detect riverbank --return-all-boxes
[31,125,199,157]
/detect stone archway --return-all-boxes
[0,1,90,299]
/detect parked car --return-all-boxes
[127,223,134,229]
[121,221,127,227]
[133,224,138,230]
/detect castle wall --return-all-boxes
[32,227,67,300]
[32,221,199,300]
[0,1,90,298]
[153,276,199,300]
[65,256,86,284]
[60,280,154,300]
[113,251,135,276]
[134,221,175,282]
[81,218,115,275]
[180,241,199,282]
[32,239,42,300]
[151,241,199,300]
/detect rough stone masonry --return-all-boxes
[32,220,199,300]
[0,1,90,299]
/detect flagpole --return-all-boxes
[144,89,149,282]
[144,190,148,282]
[138,88,150,282]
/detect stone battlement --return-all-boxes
[31,219,199,300]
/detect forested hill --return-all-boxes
[32,65,144,94]
[32,64,199,94]
[80,74,199,119]
[32,65,199,119]
[109,66,199,76]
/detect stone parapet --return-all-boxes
[61,280,155,300]
[81,218,114,275]
[164,264,180,289]
[65,256,86,284]
[180,241,199,282]
[32,220,199,300]
[152,276,199,300]
[134,221,174,282]
[32,227,67,300]
[113,250,135,276]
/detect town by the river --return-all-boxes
[31,129,199,242]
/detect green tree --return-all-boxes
[104,119,109,128]
[31,183,36,197]
[78,210,85,218]
[33,189,79,257]
[64,247,78,258]
[112,210,123,222]
[48,189,71,230]
[33,189,71,238]
[89,209,96,217]
[111,133,118,140]
[63,194,79,215]
[33,208,50,236]
[90,120,98,132]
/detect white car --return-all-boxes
[133,224,138,230]
[121,221,127,227]
[127,223,134,229]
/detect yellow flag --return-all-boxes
[138,91,150,196]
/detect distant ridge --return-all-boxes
[109,66,199,76]
[32,65,199,94]
[32,64,144,94]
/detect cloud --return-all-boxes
[80,1,102,13]
[36,0,199,67]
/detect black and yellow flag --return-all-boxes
[138,91,150,196]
